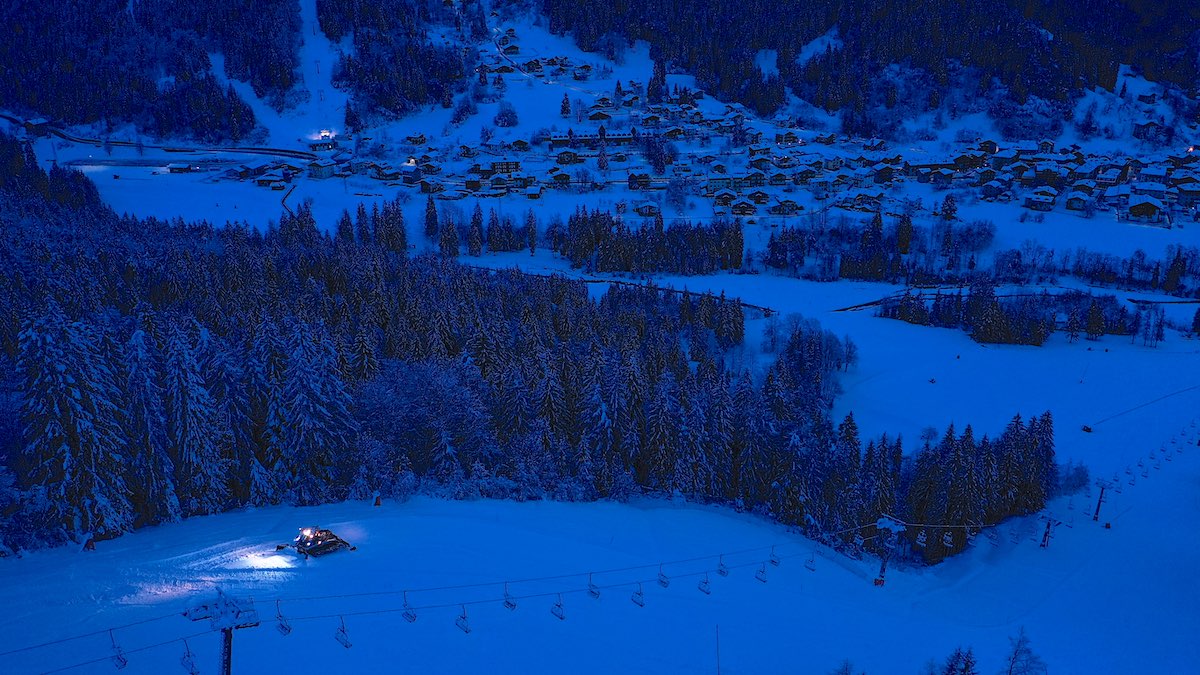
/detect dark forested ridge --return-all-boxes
[0,134,1060,562]
[0,0,300,140]
[534,0,1200,130]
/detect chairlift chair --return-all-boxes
[769,545,781,567]
[109,630,128,670]
[551,594,566,621]
[717,555,730,577]
[657,565,670,588]
[755,563,768,583]
[698,574,712,595]
[941,531,953,548]
[503,583,517,611]
[455,606,471,634]
[631,583,645,607]
[804,553,816,572]
[402,592,417,623]
[180,639,200,675]
[276,600,293,636]
[335,617,353,648]
[915,529,928,548]
[588,574,600,599]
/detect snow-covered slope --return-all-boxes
[5,425,1199,675]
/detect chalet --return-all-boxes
[166,163,193,174]
[863,138,887,152]
[256,170,286,187]
[1023,194,1055,211]
[707,177,733,192]
[931,168,954,188]
[978,140,999,154]
[990,149,1020,169]
[594,96,614,109]
[237,160,272,179]
[769,199,801,216]
[525,185,543,199]
[814,133,836,145]
[772,154,796,168]
[793,167,818,184]
[1138,166,1168,184]
[400,164,423,185]
[744,170,766,188]
[1126,196,1165,223]
[557,150,581,165]
[1176,183,1200,208]
[1038,139,1055,153]
[769,172,790,186]
[551,172,572,188]
[572,65,592,80]
[1096,168,1123,186]
[775,130,799,145]
[508,173,534,189]
[663,126,686,140]
[372,165,402,181]
[524,59,543,73]
[844,189,884,210]
[975,168,997,185]
[489,175,509,191]
[634,201,660,217]
[464,178,482,191]
[954,153,987,171]
[459,144,478,158]
[731,200,757,216]
[308,158,337,179]
[1133,182,1167,200]
[588,110,612,122]
[1071,179,1097,195]
[510,139,530,152]
[713,189,737,206]
[420,179,444,194]
[404,133,427,145]
[711,162,729,175]
[435,190,467,201]
[24,118,50,136]
[1133,120,1165,142]
[628,172,651,190]
[307,135,337,151]
[747,144,771,157]
[1101,184,1131,207]
[748,189,770,205]
[502,43,521,56]
[494,64,515,74]
[873,165,896,184]
[749,157,773,172]
[981,180,1007,200]
[492,160,521,174]
[1065,192,1090,212]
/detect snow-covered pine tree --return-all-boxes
[163,324,229,516]
[18,307,133,542]
[123,326,180,527]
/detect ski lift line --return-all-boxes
[275,543,791,603]
[281,557,789,625]
[0,611,183,657]
[1088,384,1200,428]
[37,630,214,675]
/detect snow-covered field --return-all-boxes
[5,426,1199,675]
